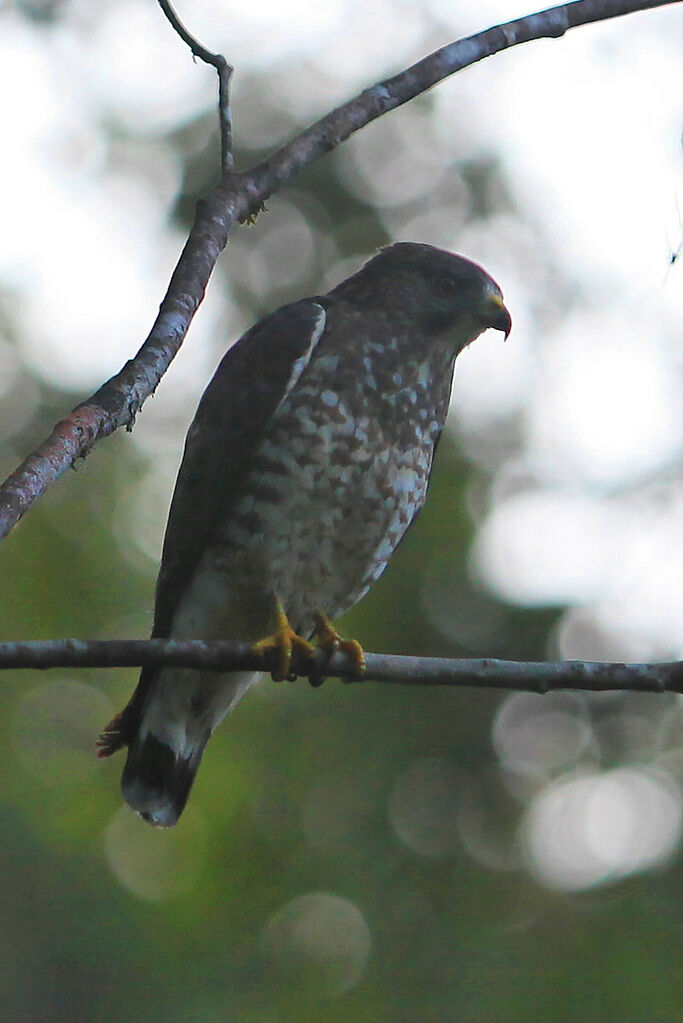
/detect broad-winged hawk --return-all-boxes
[98,242,511,826]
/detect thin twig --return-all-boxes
[0,639,681,695]
[0,0,679,541]
[157,0,234,172]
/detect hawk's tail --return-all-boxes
[100,666,256,827]
[120,725,209,828]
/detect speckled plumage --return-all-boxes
[99,242,511,825]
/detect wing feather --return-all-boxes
[153,299,327,637]
[98,299,328,756]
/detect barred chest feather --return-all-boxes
[215,328,456,632]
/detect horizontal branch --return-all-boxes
[0,0,678,540]
[1,639,681,695]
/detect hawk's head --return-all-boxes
[332,241,511,347]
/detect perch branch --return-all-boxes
[0,639,681,695]
[0,0,678,541]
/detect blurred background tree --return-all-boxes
[0,1,681,1021]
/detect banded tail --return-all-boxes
[98,666,256,827]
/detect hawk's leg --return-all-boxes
[252,597,315,682]
[309,611,366,687]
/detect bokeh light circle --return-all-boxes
[521,766,682,892]
[104,806,207,902]
[11,678,113,787]
[389,757,464,857]
[262,892,371,995]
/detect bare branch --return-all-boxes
[0,0,678,541]
[0,638,681,695]
[157,0,234,172]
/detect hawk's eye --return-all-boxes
[434,275,456,297]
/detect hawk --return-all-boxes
[98,242,511,826]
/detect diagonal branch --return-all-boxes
[0,638,681,695]
[0,0,678,542]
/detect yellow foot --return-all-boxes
[252,599,315,682]
[311,612,366,685]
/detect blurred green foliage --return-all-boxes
[0,4,681,1022]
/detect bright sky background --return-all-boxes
[1,0,682,893]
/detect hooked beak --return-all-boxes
[482,293,512,340]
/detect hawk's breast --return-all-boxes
[214,332,453,631]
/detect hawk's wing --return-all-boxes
[153,299,328,637]
[97,299,328,757]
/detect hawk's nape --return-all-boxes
[99,242,511,826]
